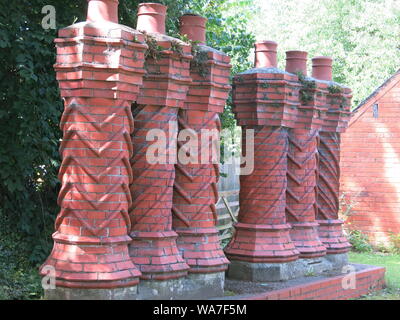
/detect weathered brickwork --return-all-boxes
[243,265,385,300]
[285,57,330,258]
[40,1,148,288]
[41,1,358,298]
[173,17,231,273]
[128,4,192,281]
[315,58,352,254]
[225,41,300,263]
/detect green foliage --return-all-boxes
[390,233,400,252]
[142,31,164,61]
[252,0,400,108]
[0,0,87,264]
[374,233,400,254]
[0,215,43,299]
[348,230,374,253]
[170,39,184,56]
[296,71,317,104]
[168,0,257,131]
[191,48,211,78]
[328,84,343,94]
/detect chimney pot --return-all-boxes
[87,0,119,23]
[285,50,308,75]
[312,56,333,81]
[136,2,167,34]
[254,41,278,68]
[179,14,207,45]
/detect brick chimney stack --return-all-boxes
[225,41,300,282]
[40,0,148,299]
[313,56,352,255]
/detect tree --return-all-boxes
[252,0,400,106]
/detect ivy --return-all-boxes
[170,39,184,56]
[142,32,164,61]
[296,71,316,104]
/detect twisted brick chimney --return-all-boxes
[225,41,300,281]
[285,51,328,258]
[172,14,231,278]
[40,0,147,298]
[128,3,192,282]
[314,57,352,254]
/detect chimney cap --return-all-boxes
[312,56,333,63]
[254,40,278,68]
[86,0,119,23]
[286,50,308,58]
[137,2,167,34]
[255,40,278,50]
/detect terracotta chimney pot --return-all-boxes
[285,50,308,75]
[137,2,167,34]
[87,0,119,23]
[312,56,333,81]
[254,40,278,68]
[179,14,207,45]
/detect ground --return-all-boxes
[349,252,400,300]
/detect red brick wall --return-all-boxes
[340,78,400,245]
[245,266,385,300]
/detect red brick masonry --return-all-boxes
[243,265,385,300]
[39,19,148,288]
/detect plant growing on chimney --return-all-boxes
[328,84,343,94]
[176,33,209,77]
[296,71,316,104]
[191,45,210,78]
[142,31,164,61]
[170,39,184,56]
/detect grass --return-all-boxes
[348,251,400,300]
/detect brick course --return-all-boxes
[243,265,385,300]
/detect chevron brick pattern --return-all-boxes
[317,86,352,254]
[173,47,231,273]
[129,38,192,280]
[225,126,299,262]
[40,22,147,288]
[227,64,303,263]
[287,128,326,258]
[173,111,229,272]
